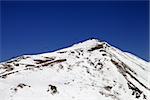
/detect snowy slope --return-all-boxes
[0,39,150,100]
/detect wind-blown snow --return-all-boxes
[0,39,150,100]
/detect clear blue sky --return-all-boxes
[1,1,149,62]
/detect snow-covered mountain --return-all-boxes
[0,39,150,100]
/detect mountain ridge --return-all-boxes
[0,39,149,100]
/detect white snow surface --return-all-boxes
[0,39,150,100]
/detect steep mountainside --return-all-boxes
[0,39,149,100]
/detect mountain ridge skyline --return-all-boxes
[1,38,149,63]
[0,38,149,100]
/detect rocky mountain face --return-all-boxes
[0,39,150,100]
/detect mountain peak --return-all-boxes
[56,38,110,53]
[0,39,150,100]
[73,38,101,48]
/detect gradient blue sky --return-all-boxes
[1,1,149,62]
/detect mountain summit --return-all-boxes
[0,39,150,100]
